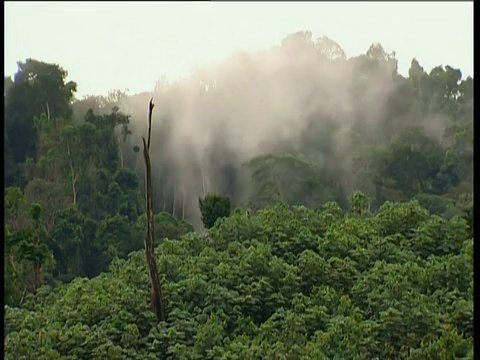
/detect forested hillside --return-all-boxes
[4,31,473,358]
[4,201,474,358]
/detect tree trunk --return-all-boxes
[119,146,124,168]
[46,102,50,121]
[142,98,166,322]
[182,185,186,220]
[202,171,207,196]
[273,174,284,202]
[66,140,77,205]
[172,182,176,217]
[32,262,41,295]
[162,187,166,211]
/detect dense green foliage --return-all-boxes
[3,31,473,358]
[5,199,473,358]
[199,194,232,229]
[4,63,194,305]
[5,59,77,187]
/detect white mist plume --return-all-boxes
[117,31,399,227]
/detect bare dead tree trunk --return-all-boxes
[142,98,166,322]
[66,140,77,205]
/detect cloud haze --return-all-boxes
[110,32,410,227]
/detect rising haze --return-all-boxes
[104,31,469,227]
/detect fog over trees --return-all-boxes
[4,31,473,358]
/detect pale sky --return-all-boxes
[4,1,474,98]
